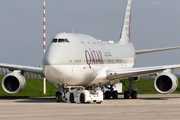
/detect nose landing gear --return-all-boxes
[55,85,66,102]
[56,91,63,102]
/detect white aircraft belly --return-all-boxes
[44,65,103,86]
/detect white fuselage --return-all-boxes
[43,33,135,86]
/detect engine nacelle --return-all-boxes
[133,76,140,81]
[154,71,178,94]
[2,70,26,94]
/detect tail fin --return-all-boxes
[119,0,132,44]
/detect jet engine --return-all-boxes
[1,70,26,94]
[133,76,140,81]
[154,70,178,94]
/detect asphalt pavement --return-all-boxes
[1,94,180,120]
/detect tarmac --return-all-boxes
[1,94,180,120]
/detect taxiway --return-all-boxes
[1,94,180,120]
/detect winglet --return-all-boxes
[119,0,133,44]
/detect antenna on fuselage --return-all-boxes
[43,0,46,94]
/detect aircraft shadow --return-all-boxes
[0,96,29,100]
[1,95,180,103]
[104,98,170,100]
[105,94,180,101]
[15,97,56,103]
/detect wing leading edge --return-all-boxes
[136,46,180,55]
[106,64,180,81]
[0,63,44,76]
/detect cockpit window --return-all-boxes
[52,39,70,43]
[52,39,57,43]
[64,39,70,43]
[58,39,70,43]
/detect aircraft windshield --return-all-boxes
[52,39,57,43]
[52,39,70,43]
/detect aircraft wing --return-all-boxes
[0,63,44,76]
[106,64,180,80]
[136,46,180,54]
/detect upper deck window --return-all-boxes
[52,39,70,43]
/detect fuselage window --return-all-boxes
[75,60,81,63]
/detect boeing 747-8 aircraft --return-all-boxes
[1,0,180,102]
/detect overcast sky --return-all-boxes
[0,0,180,67]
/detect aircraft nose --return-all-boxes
[43,55,57,65]
[43,46,60,65]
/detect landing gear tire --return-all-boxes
[105,91,111,99]
[124,91,130,99]
[70,93,75,103]
[112,91,118,99]
[96,102,101,104]
[56,91,62,102]
[80,93,85,103]
[131,91,137,99]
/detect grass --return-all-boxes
[0,76,180,98]
[0,76,56,98]
[122,78,180,94]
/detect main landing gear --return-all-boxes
[121,78,138,99]
[104,85,118,99]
